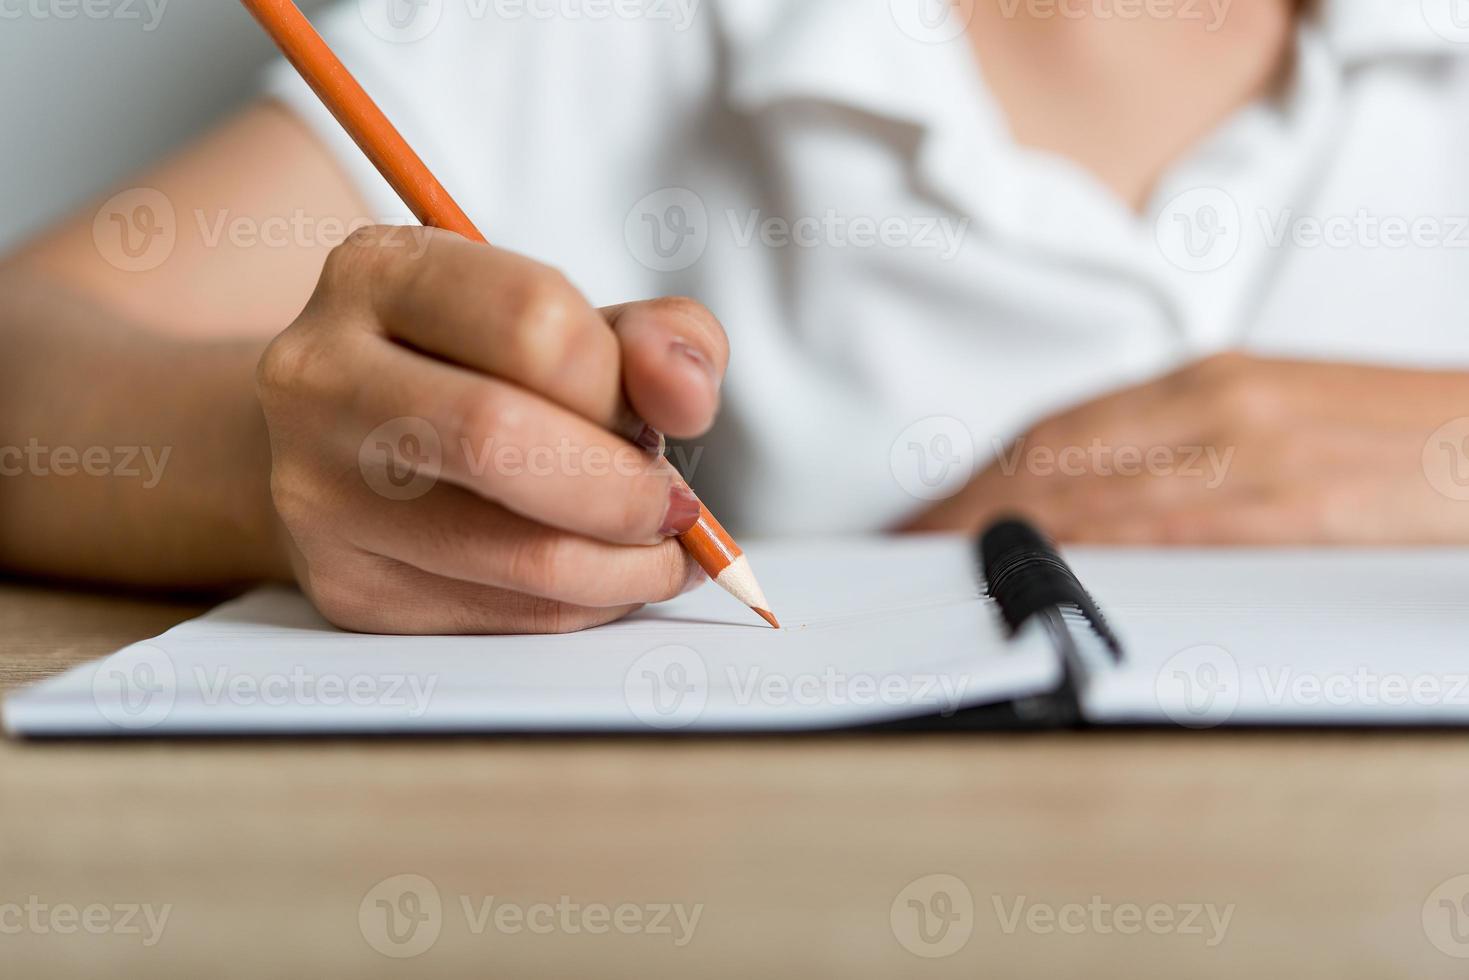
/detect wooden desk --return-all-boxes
[2,582,1466,978]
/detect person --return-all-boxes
[2,0,1467,634]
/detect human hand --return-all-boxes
[257,226,728,633]
[903,353,1469,545]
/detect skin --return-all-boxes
[0,105,727,633]
[901,352,1469,543]
[0,0,1462,634]
[965,0,1299,209]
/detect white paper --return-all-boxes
[2,536,1059,737]
[1074,549,1469,726]
[11,541,1469,737]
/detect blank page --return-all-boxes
[3,537,1060,737]
[1076,550,1469,726]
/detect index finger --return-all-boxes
[334,226,626,428]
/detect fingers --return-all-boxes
[269,227,733,635]
[900,439,1248,539]
[322,228,730,443]
[302,549,641,635]
[604,297,729,439]
[901,354,1459,548]
[324,226,625,427]
[347,338,700,544]
[1081,497,1294,546]
[340,482,702,608]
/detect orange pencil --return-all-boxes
[238,0,778,628]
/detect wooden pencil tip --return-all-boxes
[711,555,778,628]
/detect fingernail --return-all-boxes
[671,339,720,390]
[660,483,702,537]
[633,422,666,457]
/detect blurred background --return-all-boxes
[0,0,332,252]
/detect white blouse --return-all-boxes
[267,0,1469,535]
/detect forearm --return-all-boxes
[0,271,290,588]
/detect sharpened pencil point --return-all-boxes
[710,554,777,627]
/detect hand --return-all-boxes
[257,226,728,633]
[903,353,1469,545]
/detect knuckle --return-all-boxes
[324,224,393,280]
[256,332,311,401]
[257,324,342,406]
[268,469,316,528]
[505,535,572,598]
[495,268,590,383]
[321,224,437,314]
[503,267,579,335]
[346,223,394,247]
[528,596,570,634]
[501,307,579,384]
[520,595,599,635]
[446,384,522,455]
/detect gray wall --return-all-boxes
[0,0,335,253]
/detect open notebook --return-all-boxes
[7,535,1469,736]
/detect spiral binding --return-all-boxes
[980,518,1123,662]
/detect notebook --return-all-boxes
[7,529,1469,737]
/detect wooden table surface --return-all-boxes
[2,581,1467,978]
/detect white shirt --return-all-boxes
[267,0,1469,535]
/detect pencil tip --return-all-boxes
[712,554,777,625]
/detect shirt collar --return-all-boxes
[719,0,1469,118]
[717,0,959,127]
[1316,0,1469,63]
[715,0,1018,247]
[714,0,1465,292]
